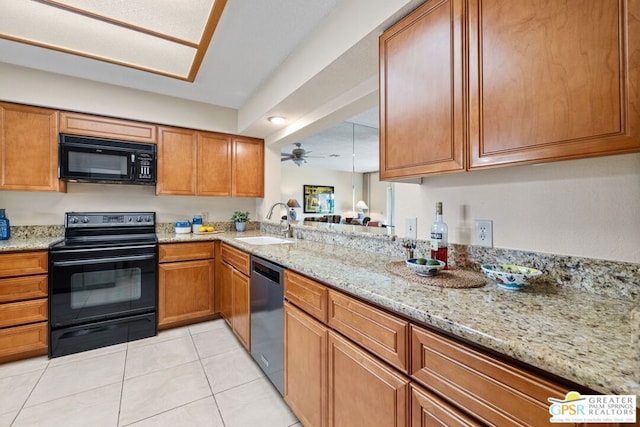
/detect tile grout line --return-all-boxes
[116,344,129,427]
[190,324,228,426]
[8,358,50,427]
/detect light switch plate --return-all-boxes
[405,217,417,239]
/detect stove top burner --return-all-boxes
[51,212,157,250]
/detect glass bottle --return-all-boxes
[430,202,448,268]
[0,209,10,240]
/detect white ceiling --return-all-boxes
[0,0,422,171]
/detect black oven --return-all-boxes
[49,212,158,358]
[59,134,156,185]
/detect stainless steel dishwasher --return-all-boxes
[250,256,284,395]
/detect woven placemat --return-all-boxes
[385,261,486,289]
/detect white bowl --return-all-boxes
[481,264,542,290]
[406,258,445,276]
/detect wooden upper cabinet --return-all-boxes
[197,131,232,196]
[468,0,640,168]
[156,126,198,195]
[59,111,157,143]
[379,0,466,179]
[0,103,64,192]
[232,136,264,198]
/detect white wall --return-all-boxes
[0,63,238,135]
[1,184,256,225]
[393,153,640,263]
[364,172,391,223]
[280,165,363,220]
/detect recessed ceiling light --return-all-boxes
[268,116,286,124]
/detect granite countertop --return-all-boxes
[163,231,639,397]
[3,231,638,396]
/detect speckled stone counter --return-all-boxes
[203,230,638,398]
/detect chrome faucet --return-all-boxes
[266,202,292,238]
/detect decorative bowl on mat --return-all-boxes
[406,258,446,276]
[481,264,542,290]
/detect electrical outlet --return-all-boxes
[475,220,493,247]
[405,217,417,239]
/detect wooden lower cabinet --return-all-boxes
[410,382,480,427]
[284,302,328,427]
[231,268,250,350]
[328,330,409,427]
[158,243,215,329]
[410,324,576,427]
[219,243,251,350]
[0,250,49,363]
[219,260,233,326]
[158,259,215,328]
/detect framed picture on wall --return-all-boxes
[303,185,335,214]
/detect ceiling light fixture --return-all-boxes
[268,116,286,124]
[0,0,227,81]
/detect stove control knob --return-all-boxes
[144,216,151,223]
[82,216,90,224]
[69,216,78,224]
[136,216,143,222]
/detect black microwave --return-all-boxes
[59,134,156,185]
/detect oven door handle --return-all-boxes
[52,253,156,267]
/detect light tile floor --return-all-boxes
[0,319,299,427]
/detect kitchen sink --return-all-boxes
[235,236,293,245]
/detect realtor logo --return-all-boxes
[549,391,636,423]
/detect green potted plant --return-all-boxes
[230,211,250,232]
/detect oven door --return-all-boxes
[49,245,157,328]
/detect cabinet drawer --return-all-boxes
[221,243,250,276]
[284,270,328,323]
[0,275,48,303]
[328,290,408,372]
[0,299,48,328]
[410,382,481,427]
[0,322,48,362]
[0,251,48,278]
[159,242,214,263]
[410,325,571,427]
[59,111,157,143]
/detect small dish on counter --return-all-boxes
[406,258,445,276]
[481,264,542,290]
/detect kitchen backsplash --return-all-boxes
[275,222,640,301]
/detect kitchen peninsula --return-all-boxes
[2,223,637,402]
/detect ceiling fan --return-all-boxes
[281,143,323,167]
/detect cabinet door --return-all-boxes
[328,331,409,427]
[468,0,640,168]
[197,131,232,196]
[284,270,328,323]
[232,137,264,197]
[410,382,480,427]
[159,242,214,263]
[0,322,48,364]
[59,111,157,143]
[379,0,466,179]
[156,126,197,195]
[231,269,250,350]
[219,260,233,326]
[0,251,48,278]
[158,259,215,328]
[0,103,63,191]
[410,325,572,427]
[284,302,328,427]
[328,290,408,372]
